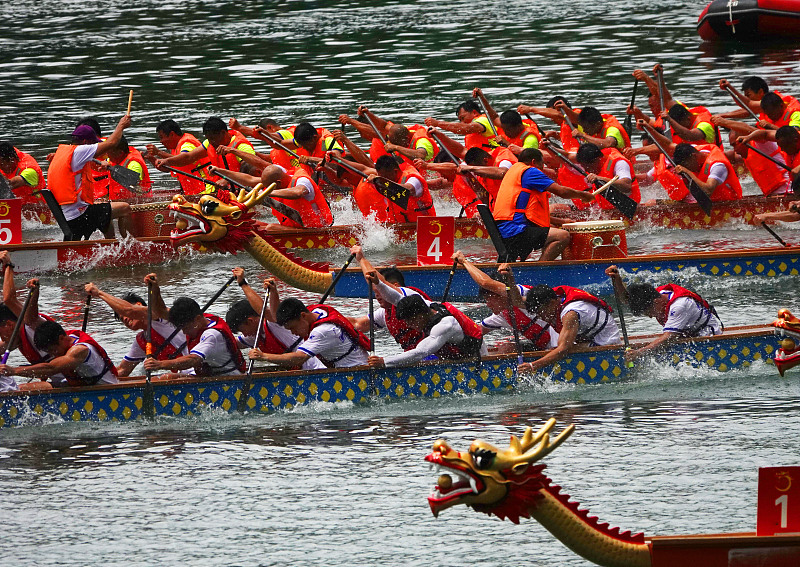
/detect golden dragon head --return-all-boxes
[425,419,574,522]
[772,308,800,376]
[169,184,275,254]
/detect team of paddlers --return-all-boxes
[1,65,800,255]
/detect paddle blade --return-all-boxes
[373,177,410,210]
[477,204,510,261]
[261,195,304,226]
[0,175,14,199]
[793,175,800,196]
[685,177,713,216]
[601,186,638,220]
[108,164,141,190]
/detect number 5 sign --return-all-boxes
[0,199,22,245]
[757,466,800,535]
[417,216,454,266]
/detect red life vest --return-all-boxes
[353,178,397,223]
[2,149,45,205]
[47,145,95,206]
[399,162,436,221]
[654,154,689,201]
[767,98,800,128]
[464,114,500,150]
[307,304,371,366]
[670,104,720,147]
[408,124,439,160]
[743,143,791,196]
[492,162,550,227]
[479,146,518,207]
[205,130,254,176]
[553,286,613,342]
[560,108,582,152]
[759,91,800,122]
[572,148,640,210]
[655,284,719,336]
[295,128,338,160]
[187,314,247,375]
[425,302,483,360]
[271,165,333,228]
[502,119,542,150]
[782,148,800,171]
[135,325,185,361]
[452,175,481,218]
[105,147,152,200]
[62,330,118,387]
[502,286,552,350]
[695,144,742,201]
[384,288,432,351]
[18,313,55,364]
[169,132,207,195]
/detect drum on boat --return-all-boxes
[561,220,627,261]
[128,202,176,238]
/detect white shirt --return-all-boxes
[406,175,424,198]
[123,319,188,363]
[190,320,242,375]
[0,375,17,392]
[62,144,99,221]
[72,339,117,385]
[238,321,326,370]
[661,294,722,337]
[294,176,317,202]
[480,284,559,348]
[563,301,621,347]
[382,315,488,367]
[296,316,368,368]
[613,159,633,180]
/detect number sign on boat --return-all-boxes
[758,466,800,536]
[417,216,454,266]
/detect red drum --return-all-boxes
[561,220,627,261]
[128,202,176,238]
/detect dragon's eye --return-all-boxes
[471,448,496,470]
[201,200,219,215]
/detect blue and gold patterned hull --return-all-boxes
[0,327,776,429]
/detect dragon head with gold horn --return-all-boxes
[771,308,800,376]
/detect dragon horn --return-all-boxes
[519,418,557,453]
[238,182,276,210]
[508,423,576,467]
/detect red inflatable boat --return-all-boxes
[698,0,800,40]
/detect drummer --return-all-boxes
[605,266,723,362]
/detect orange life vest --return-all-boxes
[559,108,582,153]
[502,119,542,150]
[464,114,500,150]
[654,154,690,201]
[768,99,800,128]
[295,128,338,160]
[696,144,742,201]
[492,162,550,228]
[408,124,440,160]
[451,175,481,218]
[205,130,254,176]
[760,92,800,122]
[353,178,397,223]
[399,162,436,221]
[170,132,206,195]
[601,114,631,149]
[104,147,152,200]
[480,147,517,206]
[743,143,791,196]
[670,104,721,147]
[272,165,333,228]
[572,148,640,210]
[2,149,45,205]
[47,144,95,206]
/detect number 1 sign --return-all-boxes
[417,216,454,266]
[758,466,800,535]
[0,199,22,245]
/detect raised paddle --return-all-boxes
[1,284,35,364]
[363,112,387,144]
[723,85,761,122]
[761,221,789,247]
[476,203,511,262]
[743,142,800,195]
[92,159,142,191]
[212,169,306,225]
[608,272,634,368]
[81,294,91,333]
[640,122,714,215]
[126,90,133,115]
[326,153,411,211]
[367,281,375,353]
[472,94,502,141]
[237,285,271,414]
[547,144,638,219]
[655,66,671,138]
[441,258,459,303]
[142,280,156,419]
[501,268,524,365]
[623,79,639,137]
[319,252,357,304]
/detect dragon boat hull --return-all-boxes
[0,326,776,429]
[331,246,800,301]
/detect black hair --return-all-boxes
[456,100,481,115]
[518,147,543,165]
[524,285,557,314]
[258,118,280,129]
[667,104,692,125]
[776,125,800,143]
[276,297,308,326]
[433,149,457,164]
[156,119,182,136]
[640,126,665,145]
[113,292,146,321]
[463,147,491,166]
[293,122,318,144]
[742,76,769,95]
[226,299,257,333]
[202,117,227,137]
[168,297,202,328]
[627,283,661,316]
[375,154,401,172]
[575,143,603,166]
[546,96,571,109]
[672,143,698,166]
[76,117,102,137]
[110,135,130,154]
[499,110,523,128]
[760,92,784,115]
[577,106,603,130]
[379,266,405,286]
[0,142,16,161]
[0,304,18,325]
[34,320,66,351]
[395,294,429,320]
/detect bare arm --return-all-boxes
[144,353,202,372]
[157,144,207,168]
[424,117,485,136]
[95,115,132,156]
[452,251,504,295]
[85,283,148,320]
[249,348,310,367]
[520,311,581,372]
[2,344,88,379]
[144,274,169,320]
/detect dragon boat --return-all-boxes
[770,308,800,375]
[426,419,800,567]
[0,325,777,429]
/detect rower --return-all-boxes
[452,251,557,351]
[569,105,630,150]
[753,127,800,224]
[0,141,45,205]
[372,155,436,222]
[248,298,370,369]
[98,135,152,200]
[457,146,518,206]
[424,97,499,151]
[671,143,742,202]
[575,143,641,210]
[366,289,486,369]
[0,319,118,388]
[606,265,723,363]
[517,284,621,374]
[756,93,800,134]
[718,78,799,124]
[146,119,208,195]
[493,148,594,262]
[226,268,324,370]
[46,115,133,240]
[84,275,189,377]
[340,106,439,164]
[143,297,245,377]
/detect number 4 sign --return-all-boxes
[757,466,800,535]
[417,216,454,266]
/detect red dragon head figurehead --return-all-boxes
[772,308,800,376]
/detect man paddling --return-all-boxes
[145,119,209,195]
[517,284,621,375]
[99,136,152,200]
[605,265,723,362]
[574,143,641,210]
[0,142,45,205]
[47,115,133,240]
[425,98,499,151]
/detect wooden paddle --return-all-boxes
[142,280,155,419]
[547,144,638,219]
[212,169,305,225]
[761,221,790,247]
[724,85,761,122]
[473,94,501,140]
[623,79,639,137]
[641,122,714,215]
[237,286,271,413]
[476,204,511,262]
[326,154,411,211]
[1,285,34,364]
[81,294,91,332]
[608,272,634,368]
[92,159,142,191]
[501,268,524,365]
[743,143,800,195]
[126,90,133,115]
[441,258,459,303]
[319,253,357,304]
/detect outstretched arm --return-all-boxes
[144,273,169,320]
[85,282,148,320]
